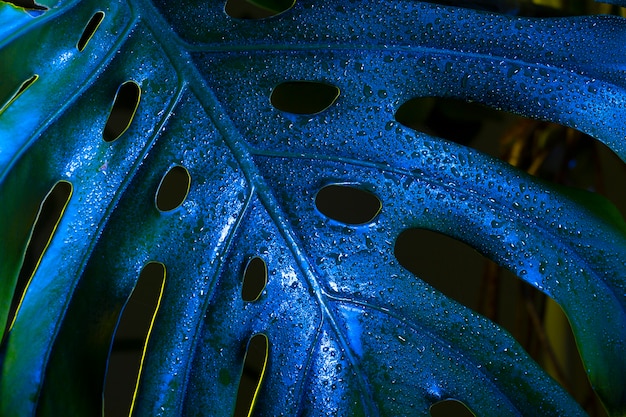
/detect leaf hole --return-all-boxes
[103,262,166,417]
[429,399,475,417]
[2,180,72,341]
[395,97,510,150]
[103,81,141,142]
[225,0,295,19]
[76,11,105,52]
[394,228,607,416]
[242,256,267,302]
[0,74,39,115]
[3,0,47,15]
[395,96,626,220]
[155,165,191,212]
[234,333,269,417]
[270,81,340,115]
[315,184,381,226]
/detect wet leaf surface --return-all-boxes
[1,1,625,416]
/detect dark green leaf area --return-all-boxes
[0,25,181,415]
[0,4,30,41]
[0,57,172,414]
[2,180,72,343]
[3,86,247,417]
[0,156,56,340]
[0,0,132,169]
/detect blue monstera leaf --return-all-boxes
[1,0,626,416]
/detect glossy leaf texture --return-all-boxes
[1,0,626,416]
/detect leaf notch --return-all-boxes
[234,333,269,417]
[76,11,105,52]
[0,74,39,115]
[103,80,141,143]
[155,165,192,212]
[1,180,72,343]
[103,262,166,417]
[242,256,268,302]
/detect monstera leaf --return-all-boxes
[1,0,626,415]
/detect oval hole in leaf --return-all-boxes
[430,399,475,417]
[242,256,267,302]
[0,74,39,115]
[103,81,141,142]
[103,262,166,417]
[155,165,191,212]
[396,96,626,220]
[315,184,381,225]
[234,333,269,417]
[225,0,295,19]
[2,180,72,342]
[270,81,340,115]
[76,11,105,52]
[394,228,605,413]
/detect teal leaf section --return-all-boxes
[1,0,625,416]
